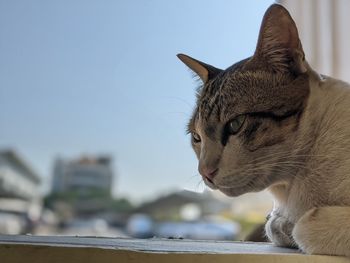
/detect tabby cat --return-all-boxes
[178,4,350,256]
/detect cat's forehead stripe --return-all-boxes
[199,70,291,122]
[199,73,231,122]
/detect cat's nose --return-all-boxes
[198,164,218,183]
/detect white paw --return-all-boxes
[265,212,296,248]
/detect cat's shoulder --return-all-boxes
[317,74,350,90]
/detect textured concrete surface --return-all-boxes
[0,235,349,263]
[0,235,297,253]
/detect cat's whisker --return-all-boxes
[215,161,318,189]
[267,163,325,183]
[194,179,205,192]
[165,111,192,118]
[248,150,328,166]
[184,174,201,185]
[161,96,193,110]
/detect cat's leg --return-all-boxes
[265,211,296,248]
[293,206,350,256]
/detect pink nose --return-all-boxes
[198,165,218,182]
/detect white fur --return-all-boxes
[266,67,350,256]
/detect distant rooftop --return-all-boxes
[68,155,112,166]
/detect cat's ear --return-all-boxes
[177,54,222,83]
[253,4,306,74]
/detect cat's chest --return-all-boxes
[277,176,350,222]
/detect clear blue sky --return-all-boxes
[0,0,273,202]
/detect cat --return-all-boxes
[177,4,350,257]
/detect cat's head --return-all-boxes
[178,4,310,196]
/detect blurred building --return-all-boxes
[135,190,232,220]
[52,155,113,196]
[131,190,241,240]
[0,150,41,200]
[50,155,114,217]
[0,150,42,234]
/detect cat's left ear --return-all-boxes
[177,54,222,83]
[253,4,307,74]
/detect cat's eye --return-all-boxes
[192,132,201,143]
[227,115,246,135]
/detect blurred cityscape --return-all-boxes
[0,148,272,241]
[1,0,348,244]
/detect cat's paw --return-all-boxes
[292,208,320,254]
[293,207,350,256]
[265,212,296,248]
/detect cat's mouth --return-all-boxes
[203,178,218,190]
[209,174,267,197]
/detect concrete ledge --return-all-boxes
[0,235,349,263]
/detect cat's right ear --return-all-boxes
[252,4,307,74]
[177,54,222,83]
